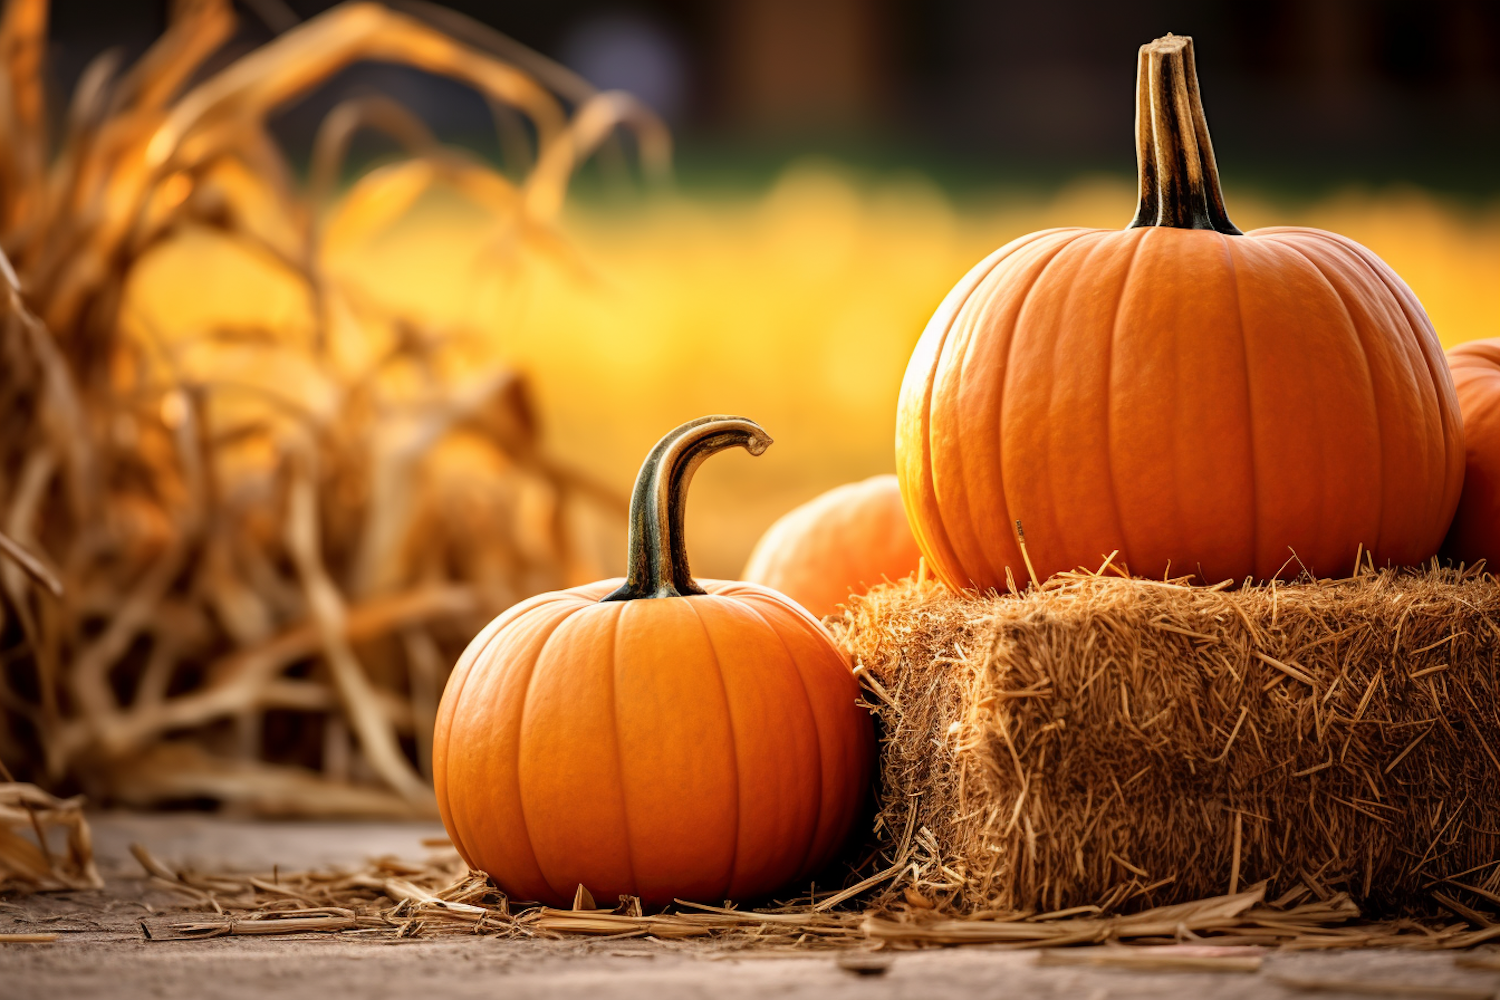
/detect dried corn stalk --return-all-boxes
[0,0,668,814]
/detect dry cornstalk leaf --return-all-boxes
[0,529,60,596]
[0,0,651,813]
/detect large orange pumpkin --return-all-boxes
[1443,340,1500,565]
[896,35,1463,592]
[433,416,874,908]
[742,474,922,618]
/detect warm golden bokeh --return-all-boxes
[123,163,1500,579]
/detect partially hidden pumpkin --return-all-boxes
[896,34,1463,592]
[433,416,875,908]
[742,474,923,618]
[1443,340,1500,565]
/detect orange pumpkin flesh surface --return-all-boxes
[742,474,923,618]
[896,35,1464,592]
[1443,340,1500,565]
[433,417,874,908]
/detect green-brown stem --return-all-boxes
[602,415,772,602]
[1128,34,1240,235]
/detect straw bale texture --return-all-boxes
[833,563,1500,917]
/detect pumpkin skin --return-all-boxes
[742,474,922,618]
[433,418,874,908]
[896,37,1463,592]
[1443,340,1500,565]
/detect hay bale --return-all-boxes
[834,564,1500,917]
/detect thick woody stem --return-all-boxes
[602,415,772,602]
[1128,34,1240,235]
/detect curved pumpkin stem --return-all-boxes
[602,415,773,602]
[1128,34,1241,235]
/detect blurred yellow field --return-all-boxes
[122,163,1500,579]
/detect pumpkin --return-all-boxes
[742,474,923,618]
[1443,340,1500,565]
[896,34,1463,592]
[432,416,874,908]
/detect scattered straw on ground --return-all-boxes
[118,836,1500,953]
[832,560,1500,919]
[0,781,100,892]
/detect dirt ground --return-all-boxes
[2,815,1499,1000]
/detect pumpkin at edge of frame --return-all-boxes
[1442,339,1500,567]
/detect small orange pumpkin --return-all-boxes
[742,474,922,618]
[896,35,1463,591]
[433,416,874,907]
[1443,340,1500,565]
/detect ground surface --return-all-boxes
[2,815,1499,999]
